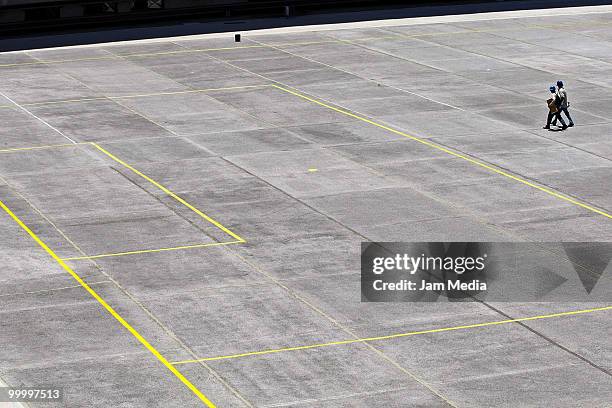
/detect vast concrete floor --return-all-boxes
[0,6,611,408]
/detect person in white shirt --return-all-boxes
[552,80,574,127]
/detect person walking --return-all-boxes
[552,80,574,127]
[544,85,567,130]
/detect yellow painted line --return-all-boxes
[172,305,612,365]
[22,97,109,107]
[0,143,84,153]
[272,85,612,220]
[0,55,117,68]
[0,85,272,110]
[122,44,265,58]
[0,45,266,68]
[61,240,243,261]
[0,280,112,299]
[0,198,216,407]
[92,143,246,242]
[307,168,318,173]
[105,84,271,100]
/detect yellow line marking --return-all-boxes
[0,280,112,298]
[0,198,216,407]
[122,45,265,58]
[0,143,85,153]
[272,85,612,220]
[171,305,612,365]
[21,97,109,106]
[61,240,243,261]
[92,143,246,242]
[307,168,318,173]
[104,84,270,100]
[0,55,117,67]
[0,85,272,109]
[0,44,267,68]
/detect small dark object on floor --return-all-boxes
[235,34,241,42]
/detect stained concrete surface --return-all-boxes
[0,6,611,408]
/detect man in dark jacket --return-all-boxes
[552,80,574,127]
[544,85,567,130]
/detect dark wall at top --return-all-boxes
[0,0,607,50]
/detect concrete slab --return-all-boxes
[487,207,612,241]
[417,177,577,217]
[59,212,216,256]
[0,107,69,149]
[285,121,406,146]
[379,109,515,138]
[572,97,612,120]
[50,57,188,97]
[362,215,514,242]
[98,136,213,164]
[578,141,612,160]
[125,51,269,89]
[125,155,278,202]
[372,156,496,188]
[142,283,348,357]
[376,323,612,408]
[197,197,352,242]
[103,41,186,56]
[288,273,501,336]
[429,130,561,154]
[304,187,464,228]
[0,185,87,260]
[116,92,269,136]
[206,343,449,407]
[187,127,314,156]
[474,146,610,177]
[329,139,448,165]
[263,68,360,89]
[0,194,79,284]
[475,103,607,130]
[26,47,110,62]
[237,233,360,281]
[208,87,353,126]
[0,65,98,104]
[6,166,167,221]
[2,352,248,407]
[230,56,326,75]
[527,166,612,210]
[337,94,454,116]
[226,148,401,198]
[0,144,104,177]
[494,302,612,371]
[0,284,180,369]
[27,99,174,142]
[90,245,259,298]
